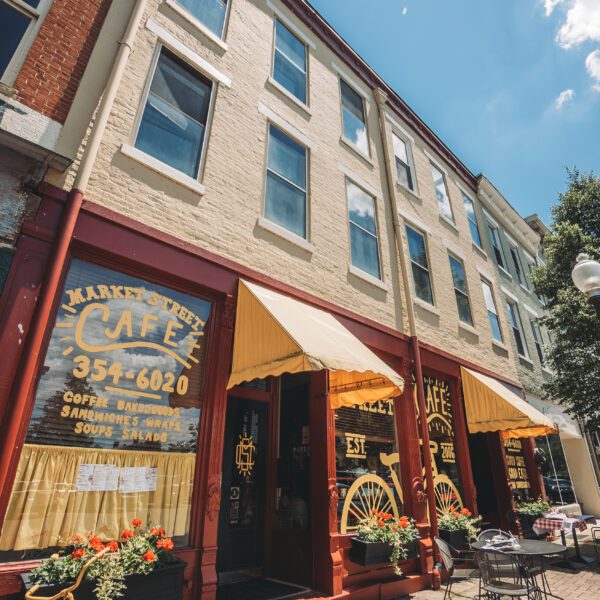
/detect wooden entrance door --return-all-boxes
[217,397,269,574]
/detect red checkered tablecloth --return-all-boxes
[532,517,588,535]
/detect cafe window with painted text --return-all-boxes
[0,259,212,560]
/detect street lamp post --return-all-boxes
[572,253,600,318]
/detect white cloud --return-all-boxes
[553,0,600,49]
[585,49,600,91]
[555,88,575,107]
[544,0,562,17]
[402,6,408,15]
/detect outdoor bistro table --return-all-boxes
[472,539,567,599]
[532,515,597,568]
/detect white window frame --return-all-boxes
[506,300,529,359]
[462,192,483,249]
[164,0,232,50]
[392,130,417,194]
[262,120,310,242]
[131,28,227,183]
[406,224,435,306]
[530,318,546,366]
[448,252,474,326]
[507,240,528,290]
[337,73,371,159]
[487,221,508,270]
[429,159,454,223]
[1,0,53,86]
[270,17,309,108]
[345,175,383,281]
[481,277,503,343]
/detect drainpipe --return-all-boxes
[0,0,148,523]
[373,88,438,536]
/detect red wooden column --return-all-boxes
[310,370,343,596]
[394,360,431,573]
[522,437,546,500]
[195,294,236,600]
[452,377,477,513]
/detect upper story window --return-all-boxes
[449,255,473,326]
[392,133,414,191]
[530,319,546,366]
[462,194,482,247]
[487,223,506,270]
[406,226,433,305]
[508,243,528,289]
[481,278,503,343]
[177,0,228,38]
[340,79,369,156]
[506,301,528,358]
[431,163,453,222]
[0,0,50,85]
[264,124,308,239]
[346,180,381,279]
[273,19,307,104]
[135,49,213,179]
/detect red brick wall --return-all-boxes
[13,0,112,124]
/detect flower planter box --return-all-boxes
[438,528,469,550]
[22,558,186,600]
[349,538,419,566]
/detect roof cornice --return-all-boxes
[280,0,478,192]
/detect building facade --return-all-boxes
[0,0,575,598]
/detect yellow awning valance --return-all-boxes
[227,280,404,408]
[461,367,558,439]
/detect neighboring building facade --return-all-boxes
[0,1,573,599]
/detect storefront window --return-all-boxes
[335,399,403,533]
[419,376,464,517]
[0,259,212,559]
[504,438,532,502]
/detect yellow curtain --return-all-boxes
[0,444,196,551]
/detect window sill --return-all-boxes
[413,297,440,316]
[518,354,534,366]
[491,339,509,352]
[439,213,460,234]
[256,216,315,253]
[164,0,229,51]
[498,265,513,280]
[472,243,488,260]
[120,144,206,195]
[340,136,374,166]
[266,76,312,117]
[348,264,389,291]
[396,181,421,202]
[519,283,532,295]
[542,367,554,376]
[458,321,479,336]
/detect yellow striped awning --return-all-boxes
[461,367,558,439]
[227,280,404,408]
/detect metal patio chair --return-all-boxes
[434,536,479,600]
[475,549,540,599]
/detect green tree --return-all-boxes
[532,170,600,427]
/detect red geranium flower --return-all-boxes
[150,527,166,537]
[156,537,174,551]
[461,508,472,517]
[107,541,119,552]
[121,530,134,540]
[142,550,157,563]
[71,548,86,560]
[132,518,142,527]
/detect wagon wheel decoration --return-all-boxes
[431,474,463,519]
[340,474,399,533]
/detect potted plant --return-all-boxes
[516,498,551,534]
[438,507,481,550]
[350,510,420,575]
[22,520,186,600]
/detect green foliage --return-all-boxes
[29,520,176,600]
[516,498,550,517]
[356,511,419,575]
[531,169,600,427]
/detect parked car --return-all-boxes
[543,476,575,503]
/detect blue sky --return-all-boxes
[310,0,600,224]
